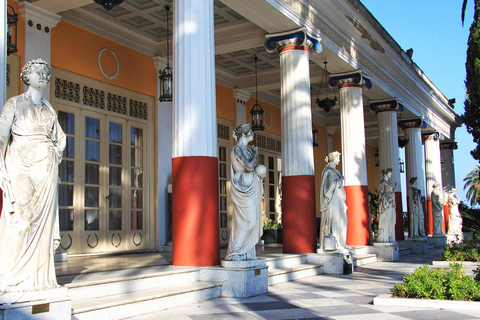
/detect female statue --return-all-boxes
[377,168,397,242]
[447,188,463,240]
[409,177,426,238]
[225,124,266,261]
[0,59,66,292]
[318,151,350,253]
[431,182,444,235]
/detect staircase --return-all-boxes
[265,254,325,285]
[60,266,221,320]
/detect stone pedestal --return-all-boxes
[0,288,71,320]
[430,234,447,248]
[400,238,428,254]
[199,259,268,298]
[372,242,400,261]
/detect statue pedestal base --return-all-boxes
[446,233,463,244]
[400,237,428,253]
[199,259,268,298]
[0,287,71,320]
[430,234,447,248]
[372,242,400,261]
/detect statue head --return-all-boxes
[409,177,418,185]
[233,123,253,141]
[433,182,440,189]
[382,168,393,177]
[325,151,341,164]
[20,59,51,86]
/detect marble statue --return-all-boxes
[0,59,66,292]
[377,168,397,242]
[447,188,463,241]
[318,151,350,253]
[409,177,426,238]
[225,124,266,261]
[431,182,444,235]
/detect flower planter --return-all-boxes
[262,229,283,244]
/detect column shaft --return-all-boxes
[424,135,443,235]
[172,0,219,266]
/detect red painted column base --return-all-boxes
[395,192,404,240]
[282,175,316,253]
[427,199,433,236]
[443,204,449,234]
[172,156,220,266]
[345,185,370,246]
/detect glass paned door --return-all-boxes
[58,108,149,254]
[259,151,282,223]
[218,143,230,245]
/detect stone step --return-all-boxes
[353,253,378,267]
[399,246,412,256]
[61,266,200,300]
[71,281,222,320]
[268,264,324,285]
[264,254,307,269]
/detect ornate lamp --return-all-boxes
[94,0,124,10]
[7,5,18,55]
[316,60,337,112]
[159,6,173,102]
[399,158,405,173]
[250,55,264,131]
[312,126,318,147]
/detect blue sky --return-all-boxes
[360,0,476,202]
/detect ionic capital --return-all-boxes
[328,70,372,90]
[265,27,322,54]
[398,118,426,130]
[369,98,404,114]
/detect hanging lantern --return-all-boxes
[316,60,337,112]
[94,0,124,10]
[159,6,173,102]
[251,55,264,131]
[7,5,18,56]
[312,126,319,147]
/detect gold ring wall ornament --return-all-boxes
[87,234,99,248]
[133,232,142,246]
[60,234,72,250]
[264,108,273,130]
[111,233,121,247]
[98,48,119,80]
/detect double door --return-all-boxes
[58,108,149,254]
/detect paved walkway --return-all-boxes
[129,248,480,320]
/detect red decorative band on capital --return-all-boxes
[338,83,363,89]
[278,45,310,53]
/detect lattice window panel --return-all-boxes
[267,137,277,152]
[6,64,10,87]
[107,93,127,115]
[55,78,81,103]
[276,140,282,153]
[217,124,230,140]
[129,99,148,120]
[83,86,105,109]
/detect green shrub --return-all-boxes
[393,263,480,301]
[442,240,480,262]
[263,218,282,230]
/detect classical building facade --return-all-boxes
[1,0,460,265]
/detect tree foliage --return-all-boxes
[462,0,480,161]
[459,201,480,232]
[464,165,480,206]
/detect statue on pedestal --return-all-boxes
[225,124,266,261]
[377,168,397,242]
[0,59,66,292]
[409,177,426,238]
[318,151,350,253]
[431,182,444,235]
[447,188,463,241]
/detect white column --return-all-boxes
[265,27,321,253]
[19,2,61,100]
[400,121,426,197]
[424,133,443,202]
[153,56,173,250]
[440,142,457,192]
[325,126,336,155]
[330,70,372,246]
[172,0,219,266]
[370,100,401,185]
[173,0,216,158]
[0,2,6,106]
[233,89,250,127]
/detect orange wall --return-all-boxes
[216,83,236,121]
[51,21,156,97]
[366,143,380,192]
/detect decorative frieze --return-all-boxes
[55,78,81,103]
